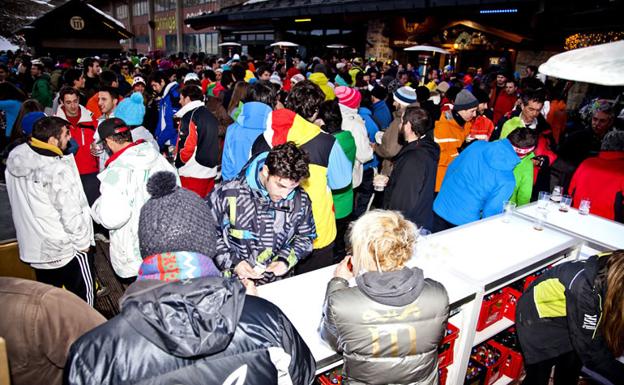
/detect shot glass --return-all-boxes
[533,207,548,231]
[502,201,516,223]
[537,191,551,210]
[579,198,591,215]
[559,195,572,212]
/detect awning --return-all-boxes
[539,40,624,86]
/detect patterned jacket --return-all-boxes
[208,152,316,274]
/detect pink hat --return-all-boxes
[334,86,362,109]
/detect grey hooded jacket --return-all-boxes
[320,267,449,385]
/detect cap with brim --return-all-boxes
[132,76,146,86]
[98,118,130,143]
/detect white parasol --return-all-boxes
[218,42,241,47]
[404,45,450,54]
[326,44,349,49]
[270,41,299,47]
[538,40,624,86]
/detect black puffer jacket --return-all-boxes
[516,253,624,384]
[64,277,316,385]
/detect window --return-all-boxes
[184,0,216,5]
[155,0,175,12]
[183,33,218,54]
[133,0,148,16]
[116,4,128,19]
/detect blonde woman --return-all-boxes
[320,210,449,385]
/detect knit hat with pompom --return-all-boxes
[114,92,145,126]
[138,171,217,259]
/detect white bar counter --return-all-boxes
[257,213,582,384]
[516,202,624,251]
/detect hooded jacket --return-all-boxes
[174,100,220,179]
[320,267,449,385]
[372,100,392,130]
[339,103,374,188]
[5,140,93,269]
[358,107,380,171]
[55,104,99,175]
[569,151,624,222]
[32,73,53,108]
[516,253,624,384]
[309,72,335,101]
[156,81,181,147]
[91,142,178,278]
[65,277,316,385]
[433,110,471,191]
[208,152,316,273]
[252,108,352,249]
[331,130,356,220]
[221,101,272,181]
[433,139,519,226]
[384,135,440,229]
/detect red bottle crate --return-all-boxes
[439,366,448,385]
[490,339,524,379]
[476,292,505,331]
[501,287,522,321]
[471,342,508,385]
[438,322,460,368]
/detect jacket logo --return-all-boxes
[362,303,420,322]
[582,314,598,330]
[222,364,247,385]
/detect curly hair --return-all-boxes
[349,210,416,274]
[265,142,310,182]
[285,80,325,120]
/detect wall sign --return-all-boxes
[70,16,85,30]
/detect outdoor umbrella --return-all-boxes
[538,40,624,86]
[404,45,450,54]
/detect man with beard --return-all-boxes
[5,116,95,304]
[384,106,440,230]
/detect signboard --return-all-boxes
[70,16,85,30]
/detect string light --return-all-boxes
[564,32,624,50]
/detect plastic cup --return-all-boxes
[533,207,548,231]
[537,191,551,209]
[502,201,516,223]
[579,198,591,215]
[559,195,572,212]
[373,174,389,192]
[551,186,563,203]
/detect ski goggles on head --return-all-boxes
[512,144,535,157]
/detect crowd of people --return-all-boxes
[0,48,623,385]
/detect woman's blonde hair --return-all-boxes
[349,210,416,274]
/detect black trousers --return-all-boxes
[352,168,375,219]
[295,242,335,275]
[432,211,456,233]
[521,350,582,385]
[34,249,95,306]
[333,215,352,263]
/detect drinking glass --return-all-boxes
[579,198,591,215]
[533,207,549,231]
[537,191,551,210]
[559,195,572,212]
[551,186,563,203]
[502,201,516,223]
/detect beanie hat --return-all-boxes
[21,111,46,135]
[132,76,146,86]
[453,89,479,111]
[269,72,283,87]
[601,130,624,151]
[183,72,199,83]
[291,73,305,84]
[336,62,346,71]
[334,86,362,109]
[371,85,387,101]
[472,87,490,104]
[313,63,327,75]
[436,81,450,94]
[139,171,217,259]
[114,92,145,126]
[393,86,417,106]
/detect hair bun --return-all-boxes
[147,171,177,198]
